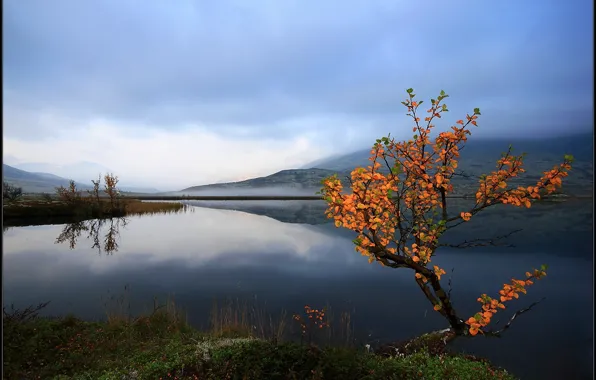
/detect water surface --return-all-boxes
[2,200,593,379]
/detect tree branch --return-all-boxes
[451,170,474,179]
[439,229,523,249]
[484,297,546,337]
[447,268,455,299]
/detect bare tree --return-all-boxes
[87,173,102,208]
[3,182,23,201]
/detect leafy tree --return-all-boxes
[321,89,573,338]
[103,173,120,211]
[3,182,23,201]
[55,180,83,205]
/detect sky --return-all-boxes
[3,0,594,190]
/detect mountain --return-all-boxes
[181,133,593,197]
[12,161,113,183]
[2,164,160,194]
[178,168,346,195]
[3,164,93,193]
[300,153,343,170]
[311,132,593,172]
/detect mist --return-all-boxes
[171,186,320,197]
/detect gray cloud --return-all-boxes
[3,0,593,143]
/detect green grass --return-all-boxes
[3,302,516,380]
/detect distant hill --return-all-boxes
[179,168,347,195]
[12,161,113,183]
[300,153,343,170]
[3,164,93,194]
[182,133,593,197]
[2,164,159,194]
[311,133,593,172]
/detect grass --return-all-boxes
[2,198,189,226]
[3,299,517,380]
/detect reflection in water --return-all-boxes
[2,202,593,380]
[55,217,128,255]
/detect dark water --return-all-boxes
[2,200,593,379]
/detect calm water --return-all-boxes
[3,200,593,379]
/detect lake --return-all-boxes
[3,199,593,379]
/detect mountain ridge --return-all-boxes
[178,133,593,196]
[179,168,347,195]
[2,164,160,194]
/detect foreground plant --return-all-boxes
[293,305,330,344]
[321,89,573,338]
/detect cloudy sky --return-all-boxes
[3,0,593,190]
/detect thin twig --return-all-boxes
[440,229,523,249]
[447,268,455,299]
[485,297,546,337]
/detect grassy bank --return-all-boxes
[3,301,515,380]
[2,199,188,226]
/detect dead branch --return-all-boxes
[484,297,546,337]
[440,229,523,249]
[3,301,51,323]
[447,268,455,299]
[451,170,474,179]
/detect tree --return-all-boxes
[87,174,102,207]
[103,173,120,211]
[55,180,83,205]
[320,89,573,339]
[3,182,23,201]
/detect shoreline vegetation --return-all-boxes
[2,198,189,226]
[3,296,516,380]
[2,175,190,226]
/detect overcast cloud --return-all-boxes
[3,0,593,189]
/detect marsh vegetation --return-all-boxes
[3,173,188,226]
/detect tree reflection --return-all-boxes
[55,217,128,255]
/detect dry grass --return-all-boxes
[99,287,354,347]
[3,198,189,224]
[209,297,288,343]
[121,200,190,216]
[208,297,357,348]
[101,285,189,333]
